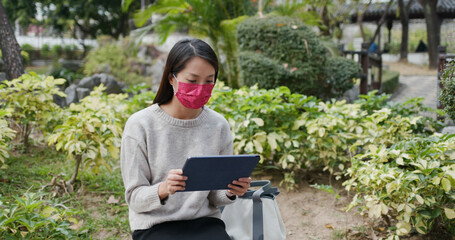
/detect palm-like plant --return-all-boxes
[123,0,256,88]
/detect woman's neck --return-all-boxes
[160,98,203,120]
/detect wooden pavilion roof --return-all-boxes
[349,0,455,22]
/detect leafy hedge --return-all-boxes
[440,61,455,121]
[236,16,361,99]
[344,134,455,237]
[209,84,443,186]
[382,69,400,94]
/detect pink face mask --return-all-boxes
[172,74,215,109]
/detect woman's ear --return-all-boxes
[168,73,174,85]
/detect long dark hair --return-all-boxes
[152,39,219,105]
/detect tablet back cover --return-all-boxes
[182,154,260,191]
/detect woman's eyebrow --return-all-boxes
[187,73,215,78]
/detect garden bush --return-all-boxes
[41,44,51,59]
[236,16,361,99]
[344,134,455,238]
[51,45,63,58]
[48,85,128,191]
[83,37,151,86]
[0,73,66,152]
[209,84,442,187]
[382,69,400,94]
[0,192,84,238]
[440,61,455,121]
[0,109,15,169]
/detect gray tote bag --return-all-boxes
[221,180,286,240]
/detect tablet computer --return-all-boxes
[181,154,260,191]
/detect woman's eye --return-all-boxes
[206,80,214,84]
[187,80,197,83]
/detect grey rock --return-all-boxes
[76,87,91,101]
[65,85,78,105]
[53,93,66,107]
[98,73,124,94]
[62,73,127,106]
[441,126,455,135]
[340,85,359,103]
[79,75,101,89]
[0,72,6,82]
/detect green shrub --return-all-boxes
[0,192,83,238]
[0,109,16,169]
[209,84,442,188]
[41,44,51,59]
[48,85,128,190]
[83,37,151,86]
[0,72,66,152]
[344,134,455,238]
[237,16,327,96]
[20,43,34,53]
[237,16,361,99]
[440,61,455,121]
[124,83,156,115]
[51,44,63,58]
[382,69,400,94]
[323,57,360,97]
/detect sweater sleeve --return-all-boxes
[121,135,164,213]
[208,121,235,206]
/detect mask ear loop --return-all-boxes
[171,73,178,95]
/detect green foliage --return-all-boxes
[209,85,443,188]
[310,183,340,199]
[131,0,255,88]
[124,83,156,116]
[21,51,30,66]
[237,16,360,99]
[20,44,34,53]
[51,45,63,58]
[83,37,150,86]
[323,57,360,97]
[0,192,83,239]
[0,109,16,169]
[48,85,128,177]
[440,61,455,121]
[382,69,400,94]
[344,134,455,237]
[0,72,66,151]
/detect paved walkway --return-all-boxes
[390,75,438,109]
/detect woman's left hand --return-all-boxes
[227,177,252,197]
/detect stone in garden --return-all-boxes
[441,126,455,135]
[0,72,6,82]
[65,84,78,105]
[76,87,91,101]
[79,75,101,89]
[98,73,126,94]
[341,85,359,103]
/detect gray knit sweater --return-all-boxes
[120,104,235,231]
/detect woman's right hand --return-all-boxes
[158,169,187,200]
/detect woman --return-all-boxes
[120,38,251,240]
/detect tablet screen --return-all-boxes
[181,154,260,191]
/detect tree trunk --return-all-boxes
[418,0,440,69]
[398,0,413,62]
[0,1,24,80]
